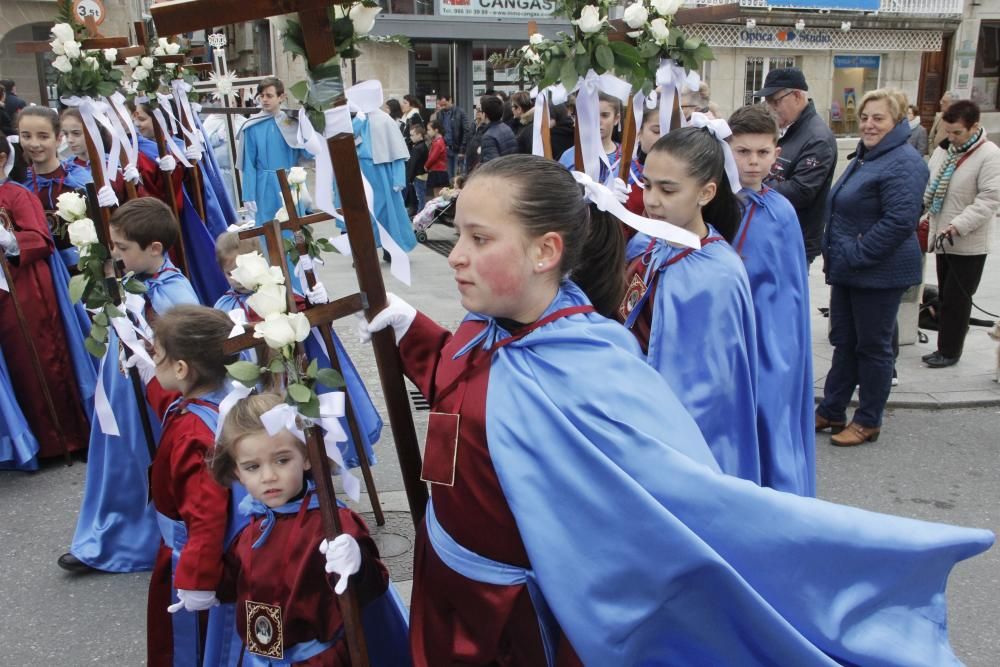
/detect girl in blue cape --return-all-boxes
[729,104,816,496]
[362,154,992,666]
[620,123,761,484]
[0,342,39,471]
[61,198,200,575]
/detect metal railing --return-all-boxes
[692,0,963,15]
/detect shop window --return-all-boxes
[472,42,528,98]
[973,21,999,112]
[378,0,434,15]
[830,55,880,137]
[743,56,797,107]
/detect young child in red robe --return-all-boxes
[210,393,403,665]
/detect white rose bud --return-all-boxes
[166,43,181,56]
[529,33,545,46]
[63,40,81,59]
[84,56,99,71]
[52,55,73,74]
[51,23,76,44]
[125,56,139,68]
[103,48,118,62]
[67,218,99,248]
[349,4,382,36]
[623,3,649,29]
[649,17,671,45]
[651,0,684,16]
[525,48,541,64]
[141,56,155,69]
[56,192,89,221]
[131,66,149,81]
[50,39,66,56]
[287,166,307,185]
[572,6,605,35]
[247,283,288,319]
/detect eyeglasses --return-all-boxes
[765,91,796,107]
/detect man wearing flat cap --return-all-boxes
[756,68,837,266]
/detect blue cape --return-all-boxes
[737,187,816,495]
[21,162,91,208]
[626,229,761,483]
[0,343,40,471]
[48,252,99,417]
[486,281,993,665]
[193,111,238,237]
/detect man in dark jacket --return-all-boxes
[757,69,837,265]
[478,95,518,167]
[436,93,469,178]
[0,80,27,118]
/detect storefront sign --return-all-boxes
[438,0,557,19]
[768,0,878,8]
[740,28,833,47]
[834,55,881,69]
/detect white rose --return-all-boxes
[125,56,139,68]
[287,312,311,342]
[166,42,181,55]
[230,251,273,290]
[158,37,170,49]
[84,56,99,71]
[572,6,605,34]
[67,218,99,248]
[529,32,545,46]
[349,4,381,36]
[153,46,166,56]
[63,40,81,59]
[103,48,118,62]
[52,55,73,74]
[649,17,670,45]
[254,312,309,349]
[56,192,88,221]
[51,23,75,44]
[524,48,541,64]
[651,0,684,16]
[131,66,149,81]
[247,283,288,319]
[623,3,649,29]
[141,56,155,69]
[165,63,177,70]
[287,166,307,185]
[50,39,66,56]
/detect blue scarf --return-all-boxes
[239,480,318,549]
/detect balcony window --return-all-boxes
[972,22,999,112]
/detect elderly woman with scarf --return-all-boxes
[817,89,928,447]
[921,99,1000,369]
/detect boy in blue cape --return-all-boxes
[729,104,816,496]
[60,198,199,574]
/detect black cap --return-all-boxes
[754,68,808,98]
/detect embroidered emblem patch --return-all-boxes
[618,272,648,321]
[246,600,283,660]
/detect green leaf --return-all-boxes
[296,392,320,419]
[123,278,147,294]
[595,44,614,72]
[105,303,124,319]
[306,359,319,379]
[638,40,660,60]
[267,356,286,374]
[560,58,579,87]
[93,311,108,327]
[91,323,108,343]
[289,80,309,102]
[84,336,106,358]
[575,42,586,55]
[226,360,262,384]
[316,367,345,389]
[287,382,312,404]
[68,273,89,303]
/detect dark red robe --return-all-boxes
[146,379,230,667]
[71,156,135,202]
[24,165,82,261]
[0,181,89,458]
[137,151,185,213]
[400,313,583,666]
[218,493,389,665]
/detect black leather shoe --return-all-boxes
[57,552,95,573]
[924,352,959,368]
[921,351,937,362]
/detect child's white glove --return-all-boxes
[97,185,119,209]
[123,350,156,385]
[156,155,176,173]
[305,281,329,305]
[0,226,19,255]
[167,589,219,613]
[123,164,141,184]
[184,145,202,162]
[609,177,630,204]
[358,293,416,344]
[319,534,361,595]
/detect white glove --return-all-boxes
[305,281,329,305]
[245,200,257,214]
[319,534,361,595]
[123,350,156,385]
[123,163,141,184]
[358,292,416,344]
[184,145,202,162]
[0,226,19,255]
[156,155,176,173]
[97,185,119,209]
[167,589,220,614]
[609,177,630,204]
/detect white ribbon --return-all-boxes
[151,108,192,168]
[297,107,411,286]
[155,92,179,135]
[158,91,203,156]
[687,112,742,194]
[171,79,205,158]
[655,60,700,139]
[215,380,253,440]
[4,135,17,178]
[122,291,154,340]
[94,302,156,436]
[94,356,120,436]
[530,84,568,158]
[227,308,248,338]
[572,171,700,249]
[107,92,140,170]
[91,100,122,183]
[61,96,119,192]
[293,255,315,294]
[571,70,632,185]
[227,220,255,233]
[260,397,360,502]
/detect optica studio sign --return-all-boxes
[740,29,833,46]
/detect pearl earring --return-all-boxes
[537,262,544,268]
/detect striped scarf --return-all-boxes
[923,128,983,215]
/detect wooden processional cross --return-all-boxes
[153,2,429,663]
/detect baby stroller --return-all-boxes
[412,189,458,243]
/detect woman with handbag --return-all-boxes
[921,100,1000,368]
[817,89,928,447]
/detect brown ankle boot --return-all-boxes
[815,413,846,434]
[830,422,881,447]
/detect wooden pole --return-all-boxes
[173,93,208,223]
[150,118,190,276]
[618,94,637,182]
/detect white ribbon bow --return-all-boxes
[572,171,700,249]
[227,308,248,338]
[655,61,701,140]
[107,92,140,172]
[571,70,632,185]
[530,84,568,158]
[4,135,18,178]
[215,380,253,440]
[687,112,742,193]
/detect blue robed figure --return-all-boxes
[624,228,761,484]
[70,260,199,572]
[137,135,229,306]
[0,342,40,471]
[193,112,239,238]
[737,186,816,495]
[482,280,992,666]
[237,112,308,225]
